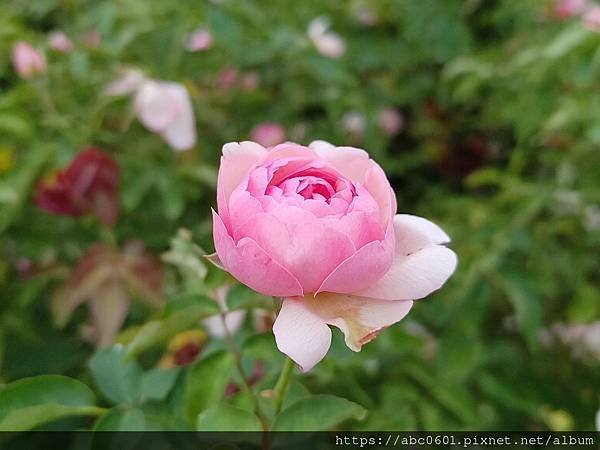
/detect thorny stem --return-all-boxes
[274,356,295,415]
[219,312,270,431]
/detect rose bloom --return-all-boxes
[210,140,457,371]
[11,41,46,79]
[35,148,120,226]
[48,31,73,53]
[250,122,286,148]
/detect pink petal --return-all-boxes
[135,81,179,132]
[273,297,332,372]
[363,163,396,225]
[309,141,371,183]
[262,142,317,163]
[310,292,413,351]
[394,214,451,255]
[233,211,355,293]
[355,245,457,301]
[218,141,268,229]
[212,210,303,297]
[317,219,394,294]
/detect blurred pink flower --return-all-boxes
[250,122,286,147]
[84,29,101,48]
[135,80,197,151]
[553,0,587,19]
[209,140,457,371]
[354,6,378,26]
[217,67,239,90]
[378,108,404,136]
[185,28,214,52]
[240,71,260,91]
[11,41,46,79]
[341,111,366,135]
[48,31,73,53]
[35,148,120,226]
[583,5,600,31]
[308,16,346,58]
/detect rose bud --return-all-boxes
[208,140,457,371]
[48,31,73,53]
[185,28,214,52]
[378,108,404,136]
[250,122,286,148]
[35,148,120,226]
[11,41,46,79]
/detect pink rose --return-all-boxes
[250,122,286,148]
[210,140,457,371]
[48,31,73,53]
[11,41,46,79]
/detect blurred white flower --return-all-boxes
[106,69,197,151]
[135,80,197,151]
[11,41,46,79]
[308,16,346,58]
[596,408,600,431]
[202,285,246,338]
[542,322,600,361]
[104,68,146,96]
[48,31,73,53]
[583,205,600,231]
[341,110,366,135]
[185,28,214,52]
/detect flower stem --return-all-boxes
[274,356,295,414]
[219,312,270,431]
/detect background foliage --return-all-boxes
[0,0,599,432]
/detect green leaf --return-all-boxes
[125,304,218,357]
[272,395,367,431]
[197,403,262,431]
[0,375,100,431]
[185,350,234,421]
[94,407,146,431]
[89,345,143,405]
[140,368,180,403]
